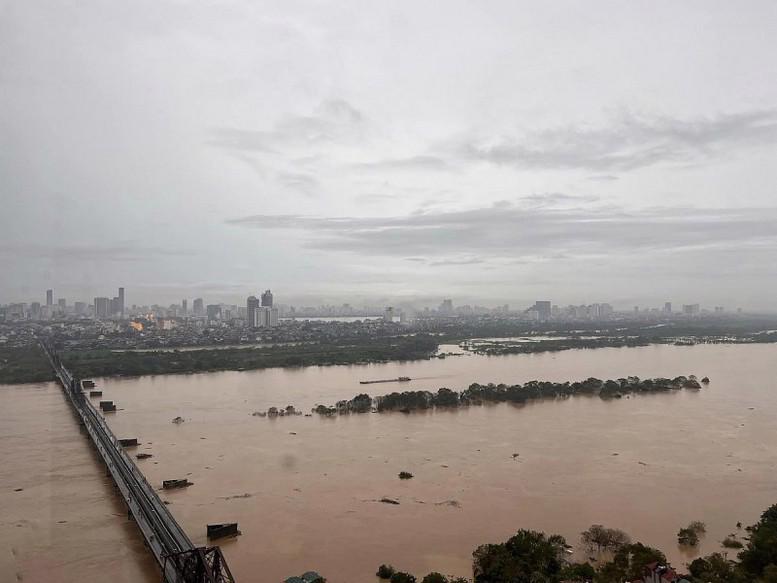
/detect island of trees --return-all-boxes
[308,375,707,416]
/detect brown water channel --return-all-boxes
[2,343,776,582]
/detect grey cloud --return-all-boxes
[352,155,451,172]
[428,258,486,267]
[520,193,600,207]
[278,171,319,196]
[226,203,777,262]
[209,98,366,153]
[445,110,777,171]
[0,243,196,262]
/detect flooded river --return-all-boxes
[3,343,777,582]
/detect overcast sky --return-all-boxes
[2,1,777,309]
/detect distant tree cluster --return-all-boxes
[311,376,705,415]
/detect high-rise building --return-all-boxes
[193,298,204,316]
[206,304,221,322]
[439,299,453,314]
[117,287,125,318]
[261,289,273,307]
[383,306,395,322]
[94,297,110,319]
[534,301,552,321]
[74,301,87,316]
[664,302,672,313]
[182,299,188,315]
[46,289,53,306]
[247,295,260,328]
[682,304,700,315]
[30,302,41,320]
[57,298,66,313]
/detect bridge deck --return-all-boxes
[39,341,235,583]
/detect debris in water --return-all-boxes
[434,500,462,508]
[172,416,185,424]
[398,471,414,480]
[379,497,400,505]
[207,522,241,539]
[220,493,253,500]
[162,478,192,489]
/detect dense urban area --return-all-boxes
[2,287,777,384]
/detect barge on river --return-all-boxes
[359,376,411,385]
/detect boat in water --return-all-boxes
[359,376,412,385]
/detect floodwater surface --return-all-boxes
[3,343,777,582]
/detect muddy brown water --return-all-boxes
[2,343,776,582]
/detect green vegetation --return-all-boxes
[376,565,396,579]
[723,536,744,549]
[59,335,439,379]
[0,345,54,384]
[313,375,705,416]
[472,529,569,583]
[580,524,631,552]
[678,521,706,546]
[373,503,777,583]
[467,336,650,356]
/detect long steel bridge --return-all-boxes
[39,340,236,583]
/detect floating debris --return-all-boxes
[379,497,400,505]
[219,493,253,500]
[163,478,192,490]
[172,416,185,424]
[207,522,241,539]
[136,453,153,460]
[398,471,414,480]
[434,499,462,508]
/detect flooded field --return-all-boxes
[3,343,777,582]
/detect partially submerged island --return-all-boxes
[300,375,708,417]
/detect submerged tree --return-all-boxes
[580,525,631,553]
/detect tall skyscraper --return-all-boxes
[440,299,453,314]
[261,289,273,307]
[206,304,221,322]
[57,298,66,313]
[193,298,204,316]
[94,297,110,319]
[247,295,260,328]
[118,287,125,318]
[534,301,552,321]
[383,306,395,322]
[46,289,53,306]
[182,299,188,315]
[664,302,672,313]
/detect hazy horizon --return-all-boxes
[3,1,777,309]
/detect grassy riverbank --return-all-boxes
[58,334,440,380]
[0,345,55,384]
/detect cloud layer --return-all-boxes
[227,202,777,263]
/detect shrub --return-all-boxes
[390,572,417,583]
[376,565,396,579]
